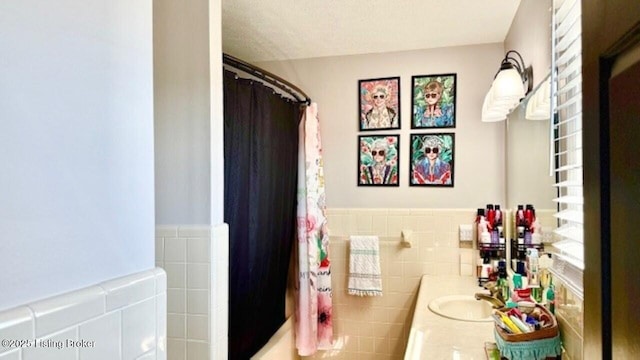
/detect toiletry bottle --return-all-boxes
[476,257,484,278]
[494,204,502,226]
[479,218,491,246]
[531,205,537,224]
[486,204,495,228]
[524,205,534,244]
[494,205,504,244]
[476,208,485,247]
[516,205,525,245]
[516,260,527,276]
[531,219,543,245]
[498,260,510,302]
[526,248,542,302]
[546,283,556,314]
[512,273,523,290]
[488,204,498,244]
[476,208,484,224]
[526,248,540,286]
[525,204,534,227]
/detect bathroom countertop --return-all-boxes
[404,275,495,360]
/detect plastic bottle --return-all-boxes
[496,205,505,244]
[516,205,525,245]
[512,273,523,289]
[476,208,484,224]
[525,204,534,227]
[546,284,556,315]
[498,260,510,302]
[531,219,543,245]
[479,217,491,245]
[485,204,496,245]
[476,208,486,247]
[495,205,505,244]
[486,204,495,228]
[527,248,542,302]
[524,205,534,244]
[526,248,540,286]
[494,204,502,226]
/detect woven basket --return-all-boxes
[495,304,558,342]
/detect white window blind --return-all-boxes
[550,0,584,299]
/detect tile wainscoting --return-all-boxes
[554,280,584,360]
[155,224,228,360]
[301,208,477,360]
[0,268,167,360]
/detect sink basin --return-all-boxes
[428,295,494,322]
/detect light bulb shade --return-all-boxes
[525,79,551,120]
[487,85,518,113]
[492,68,525,101]
[481,91,507,122]
[482,112,507,122]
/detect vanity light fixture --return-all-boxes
[482,50,533,122]
[525,77,551,120]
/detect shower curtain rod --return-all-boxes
[222,53,311,105]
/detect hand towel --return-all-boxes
[348,235,382,296]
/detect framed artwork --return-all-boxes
[358,77,401,131]
[358,135,400,186]
[409,133,455,187]
[411,73,456,129]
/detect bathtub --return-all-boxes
[251,316,300,360]
[404,275,495,359]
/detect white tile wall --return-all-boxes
[0,350,19,360]
[156,224,228,360]
[0,268,166,360]
[78,312,121,360]
[122,298,157,359]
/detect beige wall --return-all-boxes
[154,0,211,225]
[504,0,552,83]
[505,107,556,210]
[259,43,507,209]
[504,0,555,211]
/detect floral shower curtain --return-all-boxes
[295,103,333,355]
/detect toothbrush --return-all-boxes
[510,315,533,333]
[496,311,523,334]
[491,314,513,333]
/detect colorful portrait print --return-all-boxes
[411,74,456,128]
[358,135,400,186]
[358,77,401,131]
[410,133,455,187]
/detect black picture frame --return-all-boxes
[411,73,457,129]
[358,134,400,186]
[358,77,401,131]
[409,133,455,187]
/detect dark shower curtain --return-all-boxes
[223,70,299,360]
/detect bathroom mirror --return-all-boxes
[505,77,556,211]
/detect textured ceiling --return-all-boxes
[222,0,522,62]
